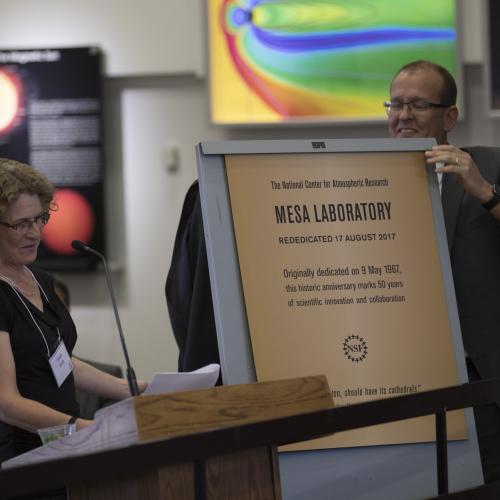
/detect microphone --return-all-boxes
[71,240,140,397]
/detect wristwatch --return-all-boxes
[482,184,500,211]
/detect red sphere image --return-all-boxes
[43,189,95,255]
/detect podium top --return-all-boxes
[2,375,333,470]
[134,375,333,443]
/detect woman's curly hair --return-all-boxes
[0,158,56,219]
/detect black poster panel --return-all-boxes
[489,0,500,111]
[0,47,104,270]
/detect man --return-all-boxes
[387,60,500,483]
[166,58,500,481]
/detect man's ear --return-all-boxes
[444,105,458,132]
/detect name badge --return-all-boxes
[49,341,73,387]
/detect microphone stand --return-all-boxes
[71,241,140,396]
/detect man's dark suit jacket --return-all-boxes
[165,181,220,375]
[166,147,500,384]
[444,147,500,381]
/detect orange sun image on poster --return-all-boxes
[43,189,95,255]
[0,69,21,134]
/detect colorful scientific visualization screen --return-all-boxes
[0,47,104,270]
[209,0,458,124]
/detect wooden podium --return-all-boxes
[1,375,333,499]
[3,377,499,499]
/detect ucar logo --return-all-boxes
[343,334,368,363]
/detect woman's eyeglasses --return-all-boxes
[0,212,50,233]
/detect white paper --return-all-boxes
[143,363,220,396]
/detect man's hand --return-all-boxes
[425,145,492,203]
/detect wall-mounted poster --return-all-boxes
[208,0,458,125]
[0,47,104,270]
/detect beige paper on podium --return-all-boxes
[225,151,466,450]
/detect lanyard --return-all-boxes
[0,270,61,358]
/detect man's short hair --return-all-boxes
[392,60,457,106]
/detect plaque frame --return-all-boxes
[196,138,483,499]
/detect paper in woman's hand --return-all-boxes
[143,363,220,395]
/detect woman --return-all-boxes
[0,158,145,469]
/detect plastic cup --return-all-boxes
[37,423,76,445]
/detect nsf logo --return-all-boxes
[343,334,368,363]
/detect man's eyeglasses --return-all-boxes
[0,212,50,233]
[383,100,452,115]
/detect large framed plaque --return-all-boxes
[196,139,482,499]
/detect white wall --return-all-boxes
[2,0,500,380]
[65,77,225,379]
[0,0,205,76]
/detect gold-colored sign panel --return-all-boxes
[226,152,466,450]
